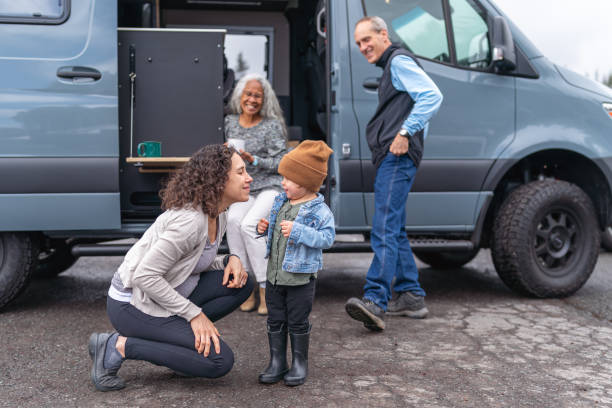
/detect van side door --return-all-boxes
[0,0,120,231]
[346,0,515,233]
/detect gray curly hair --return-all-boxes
[229,73,287,137]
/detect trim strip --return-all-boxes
[0,157,118,193]
[340,159,495,192]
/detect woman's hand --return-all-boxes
[190,312,220,357]
[223,255,248,288]
[257,218,269,234]
[239,149,255,164]
[280,220,294,238]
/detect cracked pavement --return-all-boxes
[1,250,611,407]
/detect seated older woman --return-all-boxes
[224,73,287,315]
[89,144,254,391]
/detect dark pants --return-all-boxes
[107,270,254,378]
[364,152,426,311]
[266,278,316,333]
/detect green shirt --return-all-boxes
[267,201,317,286]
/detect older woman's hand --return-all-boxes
[223,255,248,288]
[190,312,220,357]
[239,149,255,164]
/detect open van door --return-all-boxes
[327,0,371,230]
[0,0,120,231]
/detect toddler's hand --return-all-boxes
[280,220,293,238]
[257,218,269,234]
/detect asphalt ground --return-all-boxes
[1,250,611,407]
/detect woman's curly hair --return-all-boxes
[160,144,236,217]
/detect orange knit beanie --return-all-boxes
[278,140,334,192]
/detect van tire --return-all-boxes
[414,249,479,269]
[491,180,599,297]
[35,239,77,278]
[0,232,39,309]
[601,227,612,251]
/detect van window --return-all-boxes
[0,0,69,24]
[362,0,450,63]
[225,33,269,80]
[449,0,491,69]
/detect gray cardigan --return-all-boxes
[116,206,227,321]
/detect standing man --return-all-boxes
[345,16,443,331]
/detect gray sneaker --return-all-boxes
[387,292,429,318]
[345,297,385,331]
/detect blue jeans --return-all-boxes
[364,152,426,310]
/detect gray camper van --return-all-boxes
[2,0,612,309]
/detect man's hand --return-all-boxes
[223,255,247,288]
[257,218,269,234]
[190,312,220,357]
[389,133,409,156]
[280,220,294,238]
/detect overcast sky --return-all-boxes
[493,0,612,80]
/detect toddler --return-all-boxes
[256,140,335,386]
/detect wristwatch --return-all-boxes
[223,253,240,267]
[399,128,410,138]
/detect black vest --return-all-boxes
[366,44,425,168]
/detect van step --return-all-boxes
[409,238,474,252]
[71,239,474,257]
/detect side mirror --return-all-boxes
[490,16,516,72]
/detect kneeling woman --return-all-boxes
[89,144,254,391]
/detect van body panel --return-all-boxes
[0,193,120,231]
[0,0,119,230]
[555,64,612,100]
[504,58,612,161]
[364,192,484,232]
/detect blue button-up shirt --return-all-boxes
[390,55,443,138]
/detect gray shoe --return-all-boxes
[89,333,126,392]
[387,292,429,318]
[345,297,385,331]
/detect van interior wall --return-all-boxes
[286,0,327,142]
[161,9,290,115]
[118,0,158,28]
[161,2,327,142]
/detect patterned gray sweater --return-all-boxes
[224,115,287,194]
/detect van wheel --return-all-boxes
[601,226,612,251]
[34,239,77,278]
[491,180,599,297]
[414,249,479,269]
[0,232,39,309]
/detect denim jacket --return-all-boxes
[263,192,335,273]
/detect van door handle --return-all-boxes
[57,66,102,81]
[363,77,380,90]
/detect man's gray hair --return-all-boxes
[355,16,388,32]
[229,73,287,137]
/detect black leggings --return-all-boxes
[107,270,254,378]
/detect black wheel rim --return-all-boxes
[534,208,580,276]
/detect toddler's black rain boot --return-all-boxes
[283,326,310,386]
[258,325,288,384]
